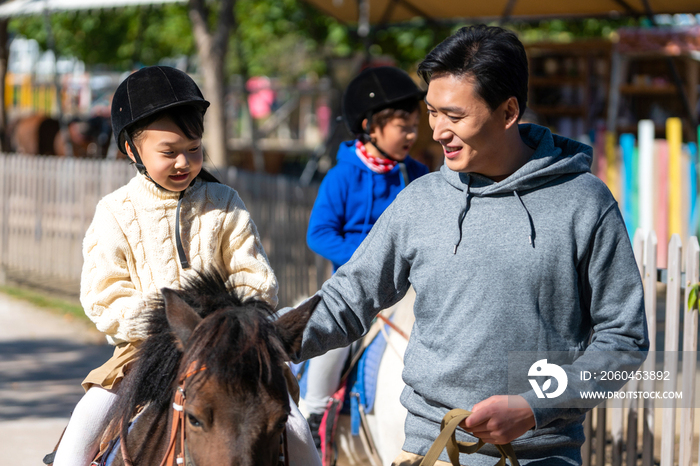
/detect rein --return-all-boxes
[419,409,519,466]
[158,362,207,466]
[376,314,409,341]
[117,362,207,466]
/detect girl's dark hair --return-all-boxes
[369,97,420,133]
[127,104,205,147]
[418,24,528,119]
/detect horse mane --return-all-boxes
[104,269,286,441]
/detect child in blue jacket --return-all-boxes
[307,67,429,271]
[304,66,429,448]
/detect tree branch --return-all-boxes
[188,0,212,56]
[213,0,235,57]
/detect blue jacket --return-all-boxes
[307,140,429,271]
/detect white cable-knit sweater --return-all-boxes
[80,173,279,345]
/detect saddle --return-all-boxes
[295,324,387,419]
[294,309,401,466]
[42,409,142,466]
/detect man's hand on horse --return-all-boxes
[461,395,535,444]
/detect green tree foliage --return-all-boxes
[511,17,641,43]
[7,0,450,78]
[229,0,350,81]
[8,2,643,78]
[9,4,194,69]
[372,21,453,68]
[229,1,452,79]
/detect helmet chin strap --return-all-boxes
[125,133,165,189]
[362,114,410,186]
[362,134,401,166]
[362,113,402,162]
[125,133,191,269]
[368,138,399,162]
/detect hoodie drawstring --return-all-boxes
[453,179,471,254]
[514,191,536,248]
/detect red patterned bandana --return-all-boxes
[355,140,397,174]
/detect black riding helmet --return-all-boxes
[342,66,425,141]
[111,66,210,175]
[111,66,213,270]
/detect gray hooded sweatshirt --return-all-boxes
[294,124,648,465]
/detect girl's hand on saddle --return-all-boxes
[460,395,535,445]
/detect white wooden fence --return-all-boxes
[0,154,327,307]
[582,230,700,466]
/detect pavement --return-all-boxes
[1,286,696,465]
[0,292,112,465]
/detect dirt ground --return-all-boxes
[0,292,111,465]
[2,286,698,466]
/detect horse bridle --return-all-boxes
[120,362,290,466]
[115,363,204,466]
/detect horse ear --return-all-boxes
[273,295,321,356]
[162,288,202,349]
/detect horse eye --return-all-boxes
[187,413,203,428]
[277,415,289,431]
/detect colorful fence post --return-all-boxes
[690,142,699,238]
[620,133,636,237]
[667,118,683,239]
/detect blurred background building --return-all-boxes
[0,0,698,304]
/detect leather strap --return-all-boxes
[159,363,207,466]
[375,314,409,341]
[159,387,185,466]
[419,409,519,466]
[120,418,135,466]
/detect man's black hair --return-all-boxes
[418,24,528,119]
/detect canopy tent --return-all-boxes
[0,0,186,18]
[303,0,700,25]
[305,0,699,131]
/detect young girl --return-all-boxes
[53,66,318,466]
[303,66,428,449]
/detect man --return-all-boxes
[292,25,648,466]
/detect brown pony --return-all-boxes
[10,114,61,155]
[9,114,113,156]
[100,270,319,466]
